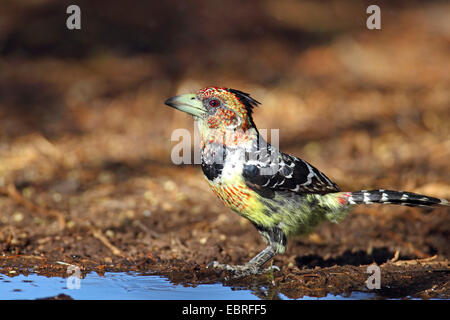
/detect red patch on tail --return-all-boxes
[337,192,352,205]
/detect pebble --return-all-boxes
[13,212,24,222]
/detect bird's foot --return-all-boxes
[207,261,279,279]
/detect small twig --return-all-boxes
[133,220,160,238]
[3,184,66,228]
[391,255,441,266]
[0,254,46,260]
[419,255,439,262]
[390,250,400,262]
[91,228,125,257]
[300,273,321,278]
[4,230,13,252]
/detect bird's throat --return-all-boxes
[198,126,257,149]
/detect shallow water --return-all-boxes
[0,272,377,300]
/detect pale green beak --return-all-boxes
[164,93,206,118]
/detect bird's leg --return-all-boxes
[208,227,285,278]
[208,246,279,277]
[248,245,277,271]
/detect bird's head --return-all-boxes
[165,87,260,133]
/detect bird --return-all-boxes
[164,86,449,277]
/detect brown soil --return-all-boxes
[0,0,449,299]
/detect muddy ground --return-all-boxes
[0,1,449,299]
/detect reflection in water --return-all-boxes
[0,272,377,300]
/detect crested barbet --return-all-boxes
[165,87,449,277]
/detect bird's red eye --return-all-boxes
[209,99,220,107]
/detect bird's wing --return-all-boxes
[242,146,340,198]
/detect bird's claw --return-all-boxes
[207,261,279,279]
[262,265,280,273]
[206,260,221,269]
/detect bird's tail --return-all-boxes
[338,189,449,208]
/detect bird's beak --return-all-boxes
[164,93,206,118]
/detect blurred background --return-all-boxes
[0,0,449,277]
